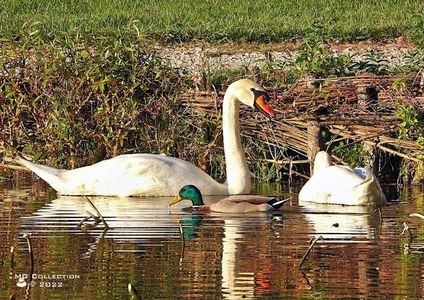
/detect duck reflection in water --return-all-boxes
[173,213,203,239]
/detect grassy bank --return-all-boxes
[1,28,423,183]
[1,0,423,44]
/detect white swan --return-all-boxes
[16,79,276,197]
[298,151,386,206]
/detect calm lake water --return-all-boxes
[1,178,423,299]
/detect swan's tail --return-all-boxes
[267,197,289,210]
[353,171,387,205]
[14,156,65,192]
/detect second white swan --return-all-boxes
[298,151,386,206]
[16,79,276,197]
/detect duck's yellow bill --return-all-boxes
[169,194,182,206]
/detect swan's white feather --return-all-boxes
[18,154,226,197]
[299,151,386,206]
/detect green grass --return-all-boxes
[1,0,423,43]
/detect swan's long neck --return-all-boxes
[222,90,251,194]
[314,151,332,174]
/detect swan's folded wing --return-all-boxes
[299,166,365,204]
[61,154,226,196]
[299,165,386,205]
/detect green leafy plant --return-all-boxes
[391,77,407,93]
[417,137,424,150]
[396,104,423,140]
[293,23,355,78]
[243,138,285,182]
[0,28,191,168]
[394,51,424,73]
[352,51,390,75]
[333,143,369,167]
[409,7,424,49]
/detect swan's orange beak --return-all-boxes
[255,95,276,118]
[169,194,182,206]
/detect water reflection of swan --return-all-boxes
[205,213,276,299]
[20,196,196,244]
[298,202,382,242]
[171,199,274,298]
[220,219,255,299]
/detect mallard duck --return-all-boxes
[15,79,276,197]
[299,151,386,206]
[169,185,288,213]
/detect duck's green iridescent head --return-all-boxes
[170,185,205,207]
